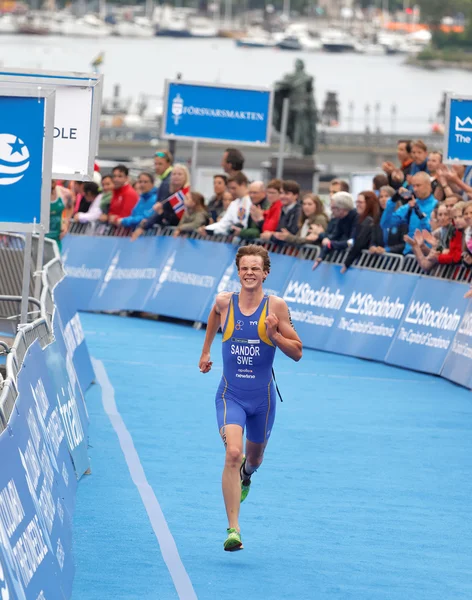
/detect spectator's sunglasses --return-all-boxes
[155,151,167,158]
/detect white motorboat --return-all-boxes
[321,28,357,52]
[113,17,154,38]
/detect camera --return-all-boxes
[399,189,414,203]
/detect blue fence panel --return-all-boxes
[54,277,95,391]
[441,299,472,389]
[385,277,470,375]
[0,340,79,600]
[46,311,90,479]
[145,238,237,322]
[281,261,353,350]
[88,236,173,312]
[62,236,120,311]
[324,270,419,361]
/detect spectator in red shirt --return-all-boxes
[105,165,139,223]
[407,202,466,271]
[251,178,283,240]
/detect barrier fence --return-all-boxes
[0,233,95,600]
[62,230,472,391]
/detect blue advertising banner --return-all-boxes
[62,235,120,311]
[386,277,470,375]
[89,236,176,312]
[162,80,272,145]
[0,339,79,600]
[0,97,45,224]
[53,277,95,392]
[146,238,237,322]
[324,271,419,361]
[281,261,351,351]
[444,94,472,165]
[441,298,472,389]
[46,311,90,479]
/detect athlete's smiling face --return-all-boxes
[238,255,267,290]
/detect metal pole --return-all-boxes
[190,139,198,188]
[20,233,33,325]
[276,97,290,180]
[34,229,45,301]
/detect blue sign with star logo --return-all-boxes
[0,96,47,225]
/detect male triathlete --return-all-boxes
[199,245,302,551]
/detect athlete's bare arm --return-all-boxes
[199,292,232,373]
[265,296,303,362]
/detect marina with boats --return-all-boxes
[0,1,433,56]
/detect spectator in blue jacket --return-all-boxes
[115,172,157,228]
[382,172,437,254]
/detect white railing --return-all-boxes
[0,235,64,430]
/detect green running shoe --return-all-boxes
[240,456,251,503]
[224,528,243,552]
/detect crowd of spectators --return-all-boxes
[51,140,472,281]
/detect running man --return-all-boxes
[199,245,302,551]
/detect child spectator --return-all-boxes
[174,192,209,237]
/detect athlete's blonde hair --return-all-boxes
[236,245,271,274]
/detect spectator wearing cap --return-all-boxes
[383,171,437,254]
[221,148,244,178]
[154,149,174,202]
[115,172,157,229]
[313,191,358,269]
[106,164,139,223]
[73,182,102,223]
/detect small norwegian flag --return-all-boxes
[165,186,189,221]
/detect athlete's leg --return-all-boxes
[220,424,244,531]
[245,439,267,473]
[240,384,276,501]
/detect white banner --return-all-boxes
[0,69,103,181]
[52,86,93,179]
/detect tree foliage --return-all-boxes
[417,0,472,24]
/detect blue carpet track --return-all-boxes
[72,312,472,600]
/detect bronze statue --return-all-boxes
[273,59,317,156]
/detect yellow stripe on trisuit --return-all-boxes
[258,299,275,347]
[222,297,235,342]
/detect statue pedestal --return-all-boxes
[265,155,319,192]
